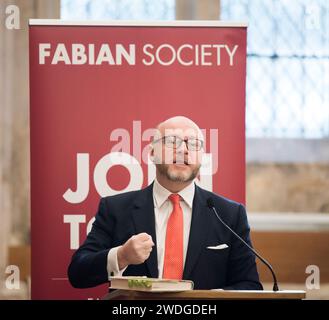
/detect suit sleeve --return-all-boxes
[67,198,115,288]
[223,204,263,290]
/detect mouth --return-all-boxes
[173,160,189,166]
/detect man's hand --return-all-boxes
[117,233,155,270]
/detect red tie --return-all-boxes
[163,194,184,280]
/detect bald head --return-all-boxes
[154,116,204,142]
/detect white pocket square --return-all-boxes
[207,244,229,250]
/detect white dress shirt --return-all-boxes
[107,179,195,279]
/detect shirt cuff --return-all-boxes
[107,246,128,280]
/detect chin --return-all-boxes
[167,168,193,182]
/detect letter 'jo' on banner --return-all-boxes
[29,20,247,299]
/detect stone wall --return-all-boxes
[0,0,60,291]
[247,163,329,213]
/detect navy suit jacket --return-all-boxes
[68,183,262,290]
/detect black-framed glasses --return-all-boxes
[153,135,204,151]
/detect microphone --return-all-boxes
[207,197,279,292]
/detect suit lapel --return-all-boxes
[183,186,210,279]
[130,183,212,279]
[131,183,159,278]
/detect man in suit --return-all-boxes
[68,116,262,290]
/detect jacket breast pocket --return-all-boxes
[203,246,230,264]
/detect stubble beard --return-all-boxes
[156,163,201,183]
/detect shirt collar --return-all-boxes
[153,178,195,209]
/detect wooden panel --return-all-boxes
[251,232,329,283]
[8,246,31,282]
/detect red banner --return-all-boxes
[29,21,247,299]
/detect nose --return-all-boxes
[176,140,188,154]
